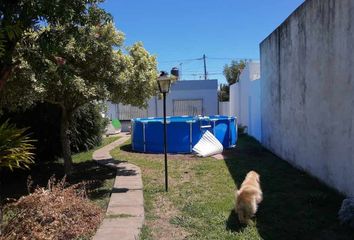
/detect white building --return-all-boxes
[107,79,218,131]
[230,61,261,141]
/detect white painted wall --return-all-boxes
[229,83,240,118]
[249,79,262,141]
[157,80,218,117]
[229,62,261,141]
[218,102,230,116]
[260,0,354,196]
[107,79,218,119]
[106,98,157,120]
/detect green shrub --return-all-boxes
[237,124,248,136]
[0,102,108,162]
[70,103,108,153]
[0,120,35,170]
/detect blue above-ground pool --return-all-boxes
[131,115,237,154]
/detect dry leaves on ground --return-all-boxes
[1,177,103,240]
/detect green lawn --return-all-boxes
[1,136,119,210]
[111,136,354,240]
[71,136,119,209]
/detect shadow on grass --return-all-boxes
[116,166,138,176]
[96,157,138,177]
[226,208,247,232]
[224,135,354,240]
[1,160,115,204]
[96,158,125,166]
[120,143,133,153]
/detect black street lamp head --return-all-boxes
[157,71,173,94]
[160,71,169,77]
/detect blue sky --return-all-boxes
[102,0,304,83]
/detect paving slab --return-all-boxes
[94,227,140,240]
[106,205,144,217]
[99,217,144,228]
[114,179,143,190]
[93,133,130,160]
[109,190,144,206]
[93,133,144,240]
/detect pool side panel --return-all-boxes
[167,122,190,153]
[132,116,237,153]
[132,121,144,152]
[145,122,164,153]
[214,119,229,147]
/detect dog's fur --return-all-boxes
[235,171,262,224]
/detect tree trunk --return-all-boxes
[0,35,19,92]
[60,107,73,175]
[0,65,12,91]
[0,169,2,235]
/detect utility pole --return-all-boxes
[203,54,207,80]
[179,63,183,80]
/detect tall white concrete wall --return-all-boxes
[249,79,262,142]
[218,102,230,116]
[229,62,261,141]
[229,83,240,118]
[260,0,354,196]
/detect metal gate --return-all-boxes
[118,104,148,120]
[173,99,203,116]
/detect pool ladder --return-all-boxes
[186,117,219,154]
[199,117,218,136]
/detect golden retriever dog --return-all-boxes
[235,171,262,224]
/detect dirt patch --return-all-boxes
[146,195,189,240]
[212,153,225,160]
[181,170,193,183]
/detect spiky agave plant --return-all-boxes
[0,120,35,170]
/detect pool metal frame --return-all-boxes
[131,115,237,154]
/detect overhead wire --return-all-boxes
[207,57,252,60]
[158,58,202,64]
[159,56,256,63]
[158,55,256,80]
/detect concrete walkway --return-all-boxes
[93,133,144,240]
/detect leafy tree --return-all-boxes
[223,60,247,85]
[1,102,108,162]
[2,19,157,174]
[0,0,108,91]
[218,83,230,102]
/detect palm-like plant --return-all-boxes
[0,120,35,170]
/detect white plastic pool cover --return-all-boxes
[192,130,223,157]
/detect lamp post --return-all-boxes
[157,71,172,192]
